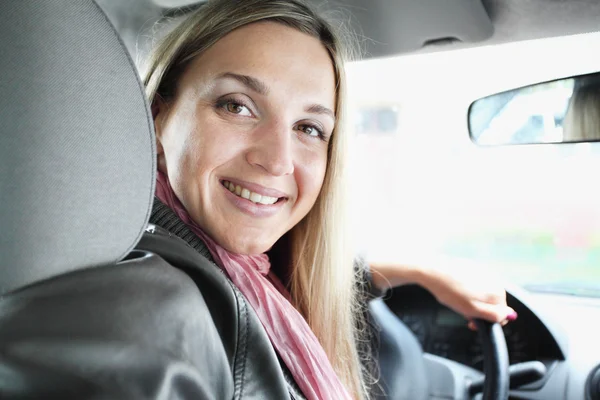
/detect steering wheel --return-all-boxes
[473,319,510,400]
[369,300,510,400]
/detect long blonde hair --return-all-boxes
[563,83,600,142]
[143,1,371,398]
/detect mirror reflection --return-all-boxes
[469,72,600,145]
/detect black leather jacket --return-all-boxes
[0,200,382,399]
[138,200,308,399]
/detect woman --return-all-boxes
[143,0,515,398]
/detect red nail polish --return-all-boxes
[506,311,518,321]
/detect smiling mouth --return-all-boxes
[221,180,286,205]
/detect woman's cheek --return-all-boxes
[298,150,328,204]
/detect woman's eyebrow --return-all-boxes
[217,72,269,95]
[306,104,335,121]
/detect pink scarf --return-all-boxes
[155,171,352,400]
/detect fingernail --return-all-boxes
[506,311,518,321]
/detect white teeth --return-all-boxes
[223,181,279,205]
[258,195,277,205]
[250,192,262,203]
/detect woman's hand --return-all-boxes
[369,258,517,329]
[421,260,517,329]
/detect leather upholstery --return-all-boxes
[0,252,232,399]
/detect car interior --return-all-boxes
[1,1,600,400]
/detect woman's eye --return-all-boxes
[298,124,323,138]
[224,101,252,116]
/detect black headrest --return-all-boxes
[0,1,156,294]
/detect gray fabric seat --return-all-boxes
[0,0,155,294]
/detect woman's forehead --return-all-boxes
[181,22,337,107]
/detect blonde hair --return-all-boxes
[563,84,600,142]
[143,1,371,398]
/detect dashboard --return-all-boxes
[382,284,600,399]
[384,285,563,372]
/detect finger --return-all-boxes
[468,320,477,331]
[501,310,518,326]
[506,310,518,321]
[468,308,517,331]
[469,302,516,323]
[476,291,506,305]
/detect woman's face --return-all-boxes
[154,22,336,254]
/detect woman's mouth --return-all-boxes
[221,180,284,205]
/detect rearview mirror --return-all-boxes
[468,72,600,145]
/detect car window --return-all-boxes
[346,32,600,297]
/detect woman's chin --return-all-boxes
[219,235,274,256]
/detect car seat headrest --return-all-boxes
[0,1,156,294]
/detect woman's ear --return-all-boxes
[152,97,168,173]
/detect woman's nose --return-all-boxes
[246,122,295,176]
